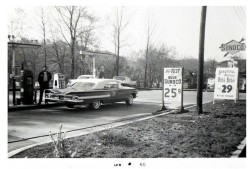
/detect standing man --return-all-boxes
[99,65,105,79]
[38,66,52,104]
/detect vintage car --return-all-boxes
[113,76,137,87]
[45,79,138,109]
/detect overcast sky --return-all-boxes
[7,6,246,62]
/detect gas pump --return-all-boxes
[53,73,66,89]
[20,69,34,104]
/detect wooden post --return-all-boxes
[180,67,185,112]
[197,6,207,114]
[162,68,167,110]
[12,77,16,105]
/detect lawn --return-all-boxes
[12,100,246,158]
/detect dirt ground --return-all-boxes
[12,100,246,158]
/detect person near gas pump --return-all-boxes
[37,66,52,104]
[98,65,105,79]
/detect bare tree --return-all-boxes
[112,7,129,76]
[8,8,27,40]
[48,38,68,74]
[54,6,96,78]
[37,7,49,66]
[144,11,156,88]
[204,58,217,75]
[147,44,177,88]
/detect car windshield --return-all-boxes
[70,82,95,90]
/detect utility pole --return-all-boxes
[116,32,120,76]
[197,6,207,114]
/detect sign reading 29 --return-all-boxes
[222,85,232,93]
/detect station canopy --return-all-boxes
[8,42,42,49]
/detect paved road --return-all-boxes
[9,90,245,152]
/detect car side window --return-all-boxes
[103,82,118,89]
[110,83,118,89]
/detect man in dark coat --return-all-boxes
[38,66,52,104]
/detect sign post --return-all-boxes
[213,68,239,103]
[163,67,184,112]
[161,68,167,110]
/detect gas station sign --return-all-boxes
[214,68,238,100]
[219,38,246,57]
[163,68,183,108]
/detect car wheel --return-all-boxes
[90,100,101,110]
[66,104,74,108]
[126,95,133,105]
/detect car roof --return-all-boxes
[74,79,122,89]
[74,78,120,84]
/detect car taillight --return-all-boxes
[45,93,51,98]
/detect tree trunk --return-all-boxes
[144,43,149,88]
[116,31,120,76]
[71,45,75,79]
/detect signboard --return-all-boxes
[219,38,246,57]
[214,68,238,100]
[163,68,183,108]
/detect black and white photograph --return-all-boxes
[2,0,248,168]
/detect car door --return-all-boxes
[109,81,121,102]
[116,82,131,101]
[101,82,118,103]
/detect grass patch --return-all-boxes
[12,100,246,158]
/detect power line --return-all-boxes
[233,7,245,27]
[233,7,245,31]
[238,6,246,20]
[237,7,246,31]
[235,6,246,25]
[233,7,244,25]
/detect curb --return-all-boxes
[137,88,197,91]
[8,103,63,112]
[231,138,246,158]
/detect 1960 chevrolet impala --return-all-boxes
[45,79,138,110]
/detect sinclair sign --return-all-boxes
[219,38,246,57]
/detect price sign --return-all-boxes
[163,68,183,107]
[214,68,238,100]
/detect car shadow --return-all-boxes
[58,102,160,115]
